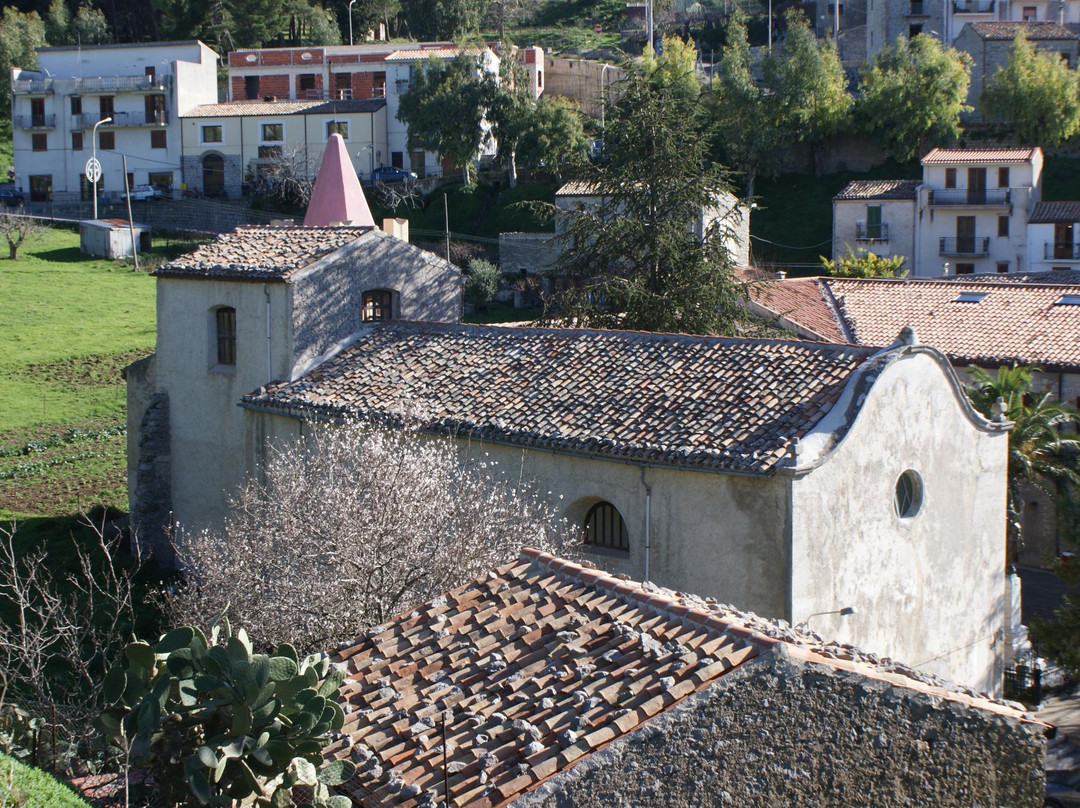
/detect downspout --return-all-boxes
[263,283,272,381]
[639,465,652,583]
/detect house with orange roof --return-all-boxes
[326,549,1046,807]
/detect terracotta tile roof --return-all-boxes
[155,226,373,281]
[968,20,1078,39]
[384,47,467,61]
[921,147,1041,164]
[748,278,847,341]
[1030,201,1080,224]
[555,181,600,196]
[242,323,874,474]
[834,179,920,201]
[754,277,1080,370]
[183,99,385,117]
[945,269,1080,284]
[327,549,1035,808]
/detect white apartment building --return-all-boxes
[1028,202,1080,272]
[223,43,500,179]
[10,41,218,203]
[833,147,1050,276]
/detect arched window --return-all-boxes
[361,289,395,322]
[215,306,236,365]
[583,501,629,551]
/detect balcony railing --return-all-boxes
[953,0,994,11]
[1045,242,1080,260]
[929,188,1010,206]
[14,74,170,95]
[73,110,169,128]
[15,114,56,129]
[856,222,890,241]
[940,237,990,256]
[12,79,52,94]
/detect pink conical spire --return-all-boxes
[303,133,376,227]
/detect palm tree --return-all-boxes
[965,364,1080,564]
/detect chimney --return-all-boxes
[383,218,409,241]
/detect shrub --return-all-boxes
[464,258,502,310]
[0,753,91,808]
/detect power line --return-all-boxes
[750,234,833,250]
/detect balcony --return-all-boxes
[855,222,890,242]
[15,114,56,130]
[953,0,994,11]
[12,78,52,94]
[74,110,169,128]
[1045,242,1080,260]
[929,188,1010,207]
[70,74,170,93]
[940,237,990,256]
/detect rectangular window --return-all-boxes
[361,290,394,322]
[945,168,956,188]
[391,151,404,169]
[145,94,166,124]
[99,131,115,150]
[244,75,260,99]
[150,130,167,149]
[373,71,386,97]
[1022,5,1036,18]
[80,175,94,201]
[866,205,883,240]
[998,167,1009,188]
[29,175,51,202]
[70,96,82,115]
[145,66,156,82]
[298,73,316,96]
[998,215,1009,237]
[216,308,237,365]
[71,131,83,151]
[261,123,283,142]
[32,133,47,152]
[956,263,975,274]
[996,262,1009,273]
[99,96,114,119]
[201,124,223,143]
[149,172,173,190]
[126,173,134,192]
[326,120,348,139]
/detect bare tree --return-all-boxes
[166,422,577,653]
[370,176,423,211]
[0,514,140,772]
[0,211,46,260]
[250,142,317,211]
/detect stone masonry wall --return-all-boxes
[499,232,560,274]
[130,390,174,565]
[513,647,1045,808]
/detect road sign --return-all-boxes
[594,23,602,32]
[84,157,102,184]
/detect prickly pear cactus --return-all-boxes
[96,621,355,807]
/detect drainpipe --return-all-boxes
[263,284,272,381]
[639,466,652,583]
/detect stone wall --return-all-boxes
[126,353,174,564]
[499,232,560,274]
[513,647,1045,808]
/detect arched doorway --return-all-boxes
[202,153,224,197]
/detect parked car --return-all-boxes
[370,166,417,184]
[0,189,25,207]
[124,184,160,202]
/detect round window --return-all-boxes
[894,470,923,519]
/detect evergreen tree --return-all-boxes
[856,34,972,161]
[400,0,487,40]
[547,49,745,334]
[764,9,851,173]
[981,31,1080,147]
[0,8,46,116]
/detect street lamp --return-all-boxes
[91,116,112,220]
[798,606,856,630]
[348,0,357,46]
[599,63,613,133]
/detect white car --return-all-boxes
[124,184,160,202]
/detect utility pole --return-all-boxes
[122,154,139,271]
[443,193,450,263]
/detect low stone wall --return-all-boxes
[126,354,175,565]
[515,646,1045,807]
[499,232,560,275]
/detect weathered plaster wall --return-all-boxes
[512,647,1045,808]
[789,350,1008,694]
[832,197,916,270]
[289,232,461,376]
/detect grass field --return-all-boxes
[0,227,156,518]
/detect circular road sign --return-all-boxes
[84,157,102,184]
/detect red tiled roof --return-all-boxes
[1030,201,1080,224]
[749,278,846,341]
[243,322,875,474]
[384,47,467,61]
[834,179,920,201]
[921,147,1040,165]
[750,277,1080,370]
[327,550,1033,808]
[155,225,373,280]
[968,20,1078,39]
[183,99,386,117]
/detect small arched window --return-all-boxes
[583,501,629,551]
[361,289,395,322]
[215,306,236,365]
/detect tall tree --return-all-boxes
[515,95,588,181]
[400,0,486,40]
[856,34,972,161]
[764,9,851,173]
[397,53,491,184]
[0,8,46,116]
[547,48,745,334]
[981,31,1080,147]
[710,14,780,197]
